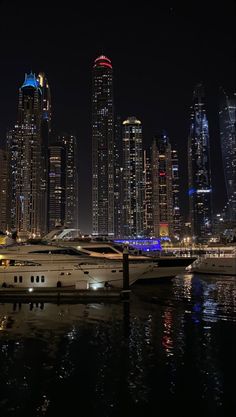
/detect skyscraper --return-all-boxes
[6,129,16,230]
[92,55,114,236]
[61,134,79,229]
[38,72,52,234]
[188,83,212,241]
[171,148,181,239]
[0,148,8,232]
[143,149,153,237]
[114,116,123,238]
[122,117,144,237]
[48,142,65,230]
[152,131,173,238]
[219,89,236,222]
[48,134,79,231]
[13,72,43,239]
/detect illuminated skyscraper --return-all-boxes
[6,128,17,229]
[122,117,144,237]
[48,134,79,231]
[114,116,123,238]
[152,131,173,238]
[219,89,236,221]
[61,134,79,229]
[0,148,8,232]
[171,149,181,238]
[37,72,52,234]
[188,84,212,241]
[13,72,43,238]
[92,55,114,236]
[48,142,65,230]
[143,149,153,236]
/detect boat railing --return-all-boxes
[199,250,236,259]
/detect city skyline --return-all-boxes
[0,0,235,233]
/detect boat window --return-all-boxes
[19,276,22,283]
[14,260,41,266]
[41,276,45,283]
[31,276,34,283]
[30,248,84,256]
[83,246,119,254]
[36,276,39,283]
[0,259,41,267]
[29,250,52,254]
[14,276,17,283]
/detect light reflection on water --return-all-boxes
[0,273,235,416]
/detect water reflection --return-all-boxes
[0,273,235,416]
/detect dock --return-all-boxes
[0,287,124,303]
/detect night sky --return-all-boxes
[0,0,235,233]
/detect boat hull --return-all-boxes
[0,261,155,289]
[189,257,236,275]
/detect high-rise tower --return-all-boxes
[219,89,236,221]
[0,148,8,232]
[38,72,52,234]
[114,115,123,238]
[48,134,79,231]
[61,134,79,229]
[14,72,43,239]
[171,148,181,239]
[48,141,65,230]
[92,55,114,236]
[122,117,144,237]
[143,149,153,237]
[152,131,173,238]
[188,84,212,241]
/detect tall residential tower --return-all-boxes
[122,117,144,237]
[152,131,173,238]
[13,72,43,239]
[219,89,236,222]
[92,55,114,236]
[37,72,52,234]
[188,83,212,241]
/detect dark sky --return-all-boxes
[0,0,235,233]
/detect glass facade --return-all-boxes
[14,73,43,238]
[188,84,212,241]
[152,132,173,238]
[92,56,114,236]
[219,89,236,222]
[122,117,144,237]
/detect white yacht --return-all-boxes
[42,230,197,280]
[0,244,154,289]
[187,247,236,275]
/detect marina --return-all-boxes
[0,273,235,417]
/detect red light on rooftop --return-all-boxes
[94,55,112,69]
[159,172,166,176]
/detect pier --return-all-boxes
[0,287,122,303]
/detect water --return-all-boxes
[0,273,235,417]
